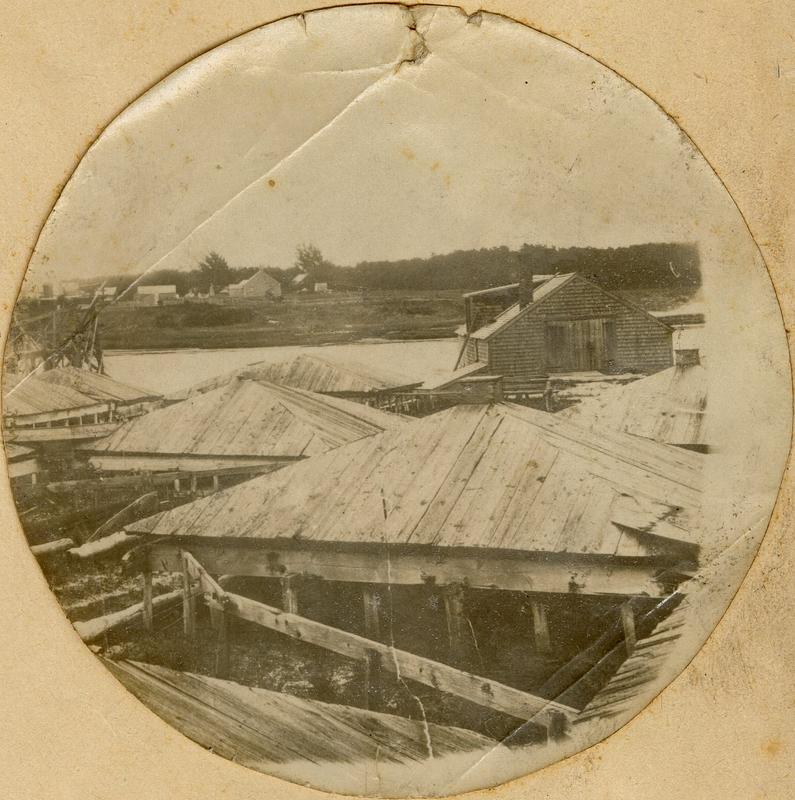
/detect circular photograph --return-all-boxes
[3,5,791,796]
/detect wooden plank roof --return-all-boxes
[35,366,160,404]
[172,353,421,402]
[104,659,497,765]
[87,378,408,459]
[559,363,709,448]
[128,403,703,557]
[3,373,101,416]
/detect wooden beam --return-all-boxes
[30,538,75,558]
[74,590,182,643]
[208,590,576,727]
[180,551,233,677]
[181,553,197,638]
[281,574,300,615]
[70,532,139,560]
[443,583,469,663]
[142,561,153,632]
[146,538,674,597]
[621,602,637,655]
[362,587,381,640]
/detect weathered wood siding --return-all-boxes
[487,275,672,377]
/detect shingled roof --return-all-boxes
[128,402,703,558]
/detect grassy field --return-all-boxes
[97,285,696,350]
[99,290,466,350]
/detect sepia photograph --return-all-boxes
[1,5,791,797]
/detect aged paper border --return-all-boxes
[1,1,792,797]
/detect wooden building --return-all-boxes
[34,366,160,418]
[83,378,408,488]
[227,270,282,299]
[2,367,160,445]
[560,349,708,451]
[456,273,674,382]
[123,402,702,737]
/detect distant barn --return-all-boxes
[227,270,282,299]
[456,272,674,383]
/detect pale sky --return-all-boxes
[28,6,726,285]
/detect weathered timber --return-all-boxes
[208,591,577,726]
[181,554,198,638]
[142,562,153,631]
[74,590,182,642]
[30,538,75,558]
[621,602,637,655]
[362,587,381,640]
[69,531,139,560]
[537,593,683,709]
[443,583,469,663]
[145,539,676,597]
[280,574,300,615]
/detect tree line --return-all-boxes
[95,241,700,297]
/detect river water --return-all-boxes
[104,338,460,396]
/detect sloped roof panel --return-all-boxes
[86,379,407,458]
[128,402,703,558]
[37,366,159,404]
[560,364,709,447]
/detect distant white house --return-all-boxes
[314,282,330,293]
[137,285,178,304]
[228,270,282,299]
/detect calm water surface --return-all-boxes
[104,339,460,396]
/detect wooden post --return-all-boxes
[443,583,469,663]
[212,474,220,491]
[142,559,153,632]
[621,602,637,655]
[173,477,180,494]
[189,474,197,493]
[181,554,197,638]
[529,597,551,653]
[362,587,381,641]
[281,574,300,614]
[215,605,230,678]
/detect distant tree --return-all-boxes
[294,244,336,283]
[197,251,232,292]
